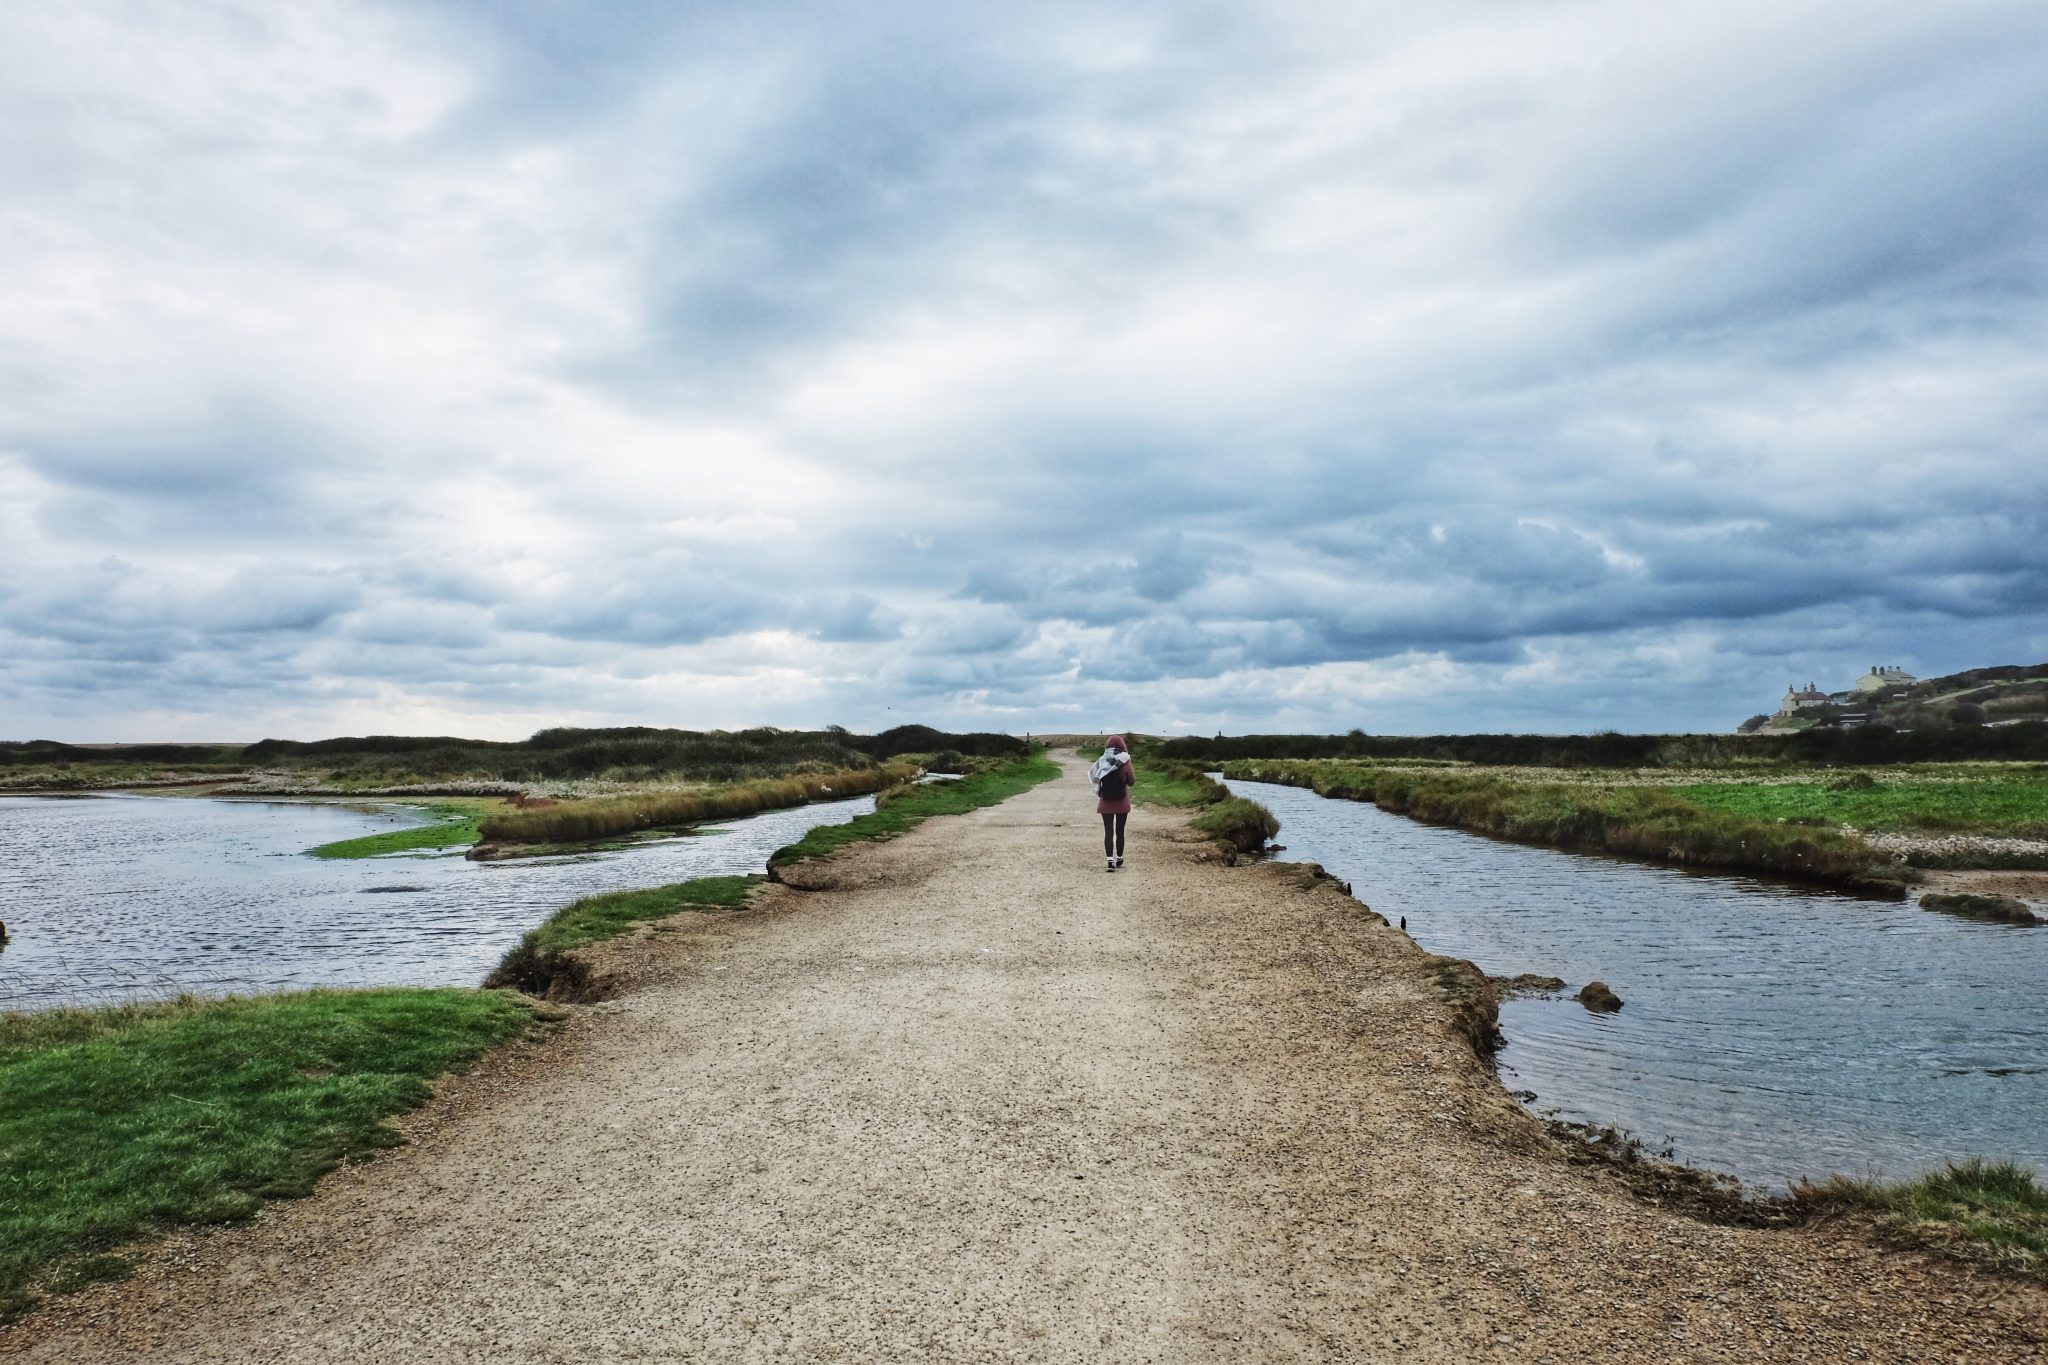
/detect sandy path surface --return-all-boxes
[9,755,2045,1362]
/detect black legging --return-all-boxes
[1101,810,1127,858]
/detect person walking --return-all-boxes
[1091,736,1135,872]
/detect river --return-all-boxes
[1217,774,2048,1189]
[0,791,874,1012]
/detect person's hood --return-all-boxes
[1105,735,1128,754]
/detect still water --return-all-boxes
[1219,775,2048,1189]
[0,792,874,1012]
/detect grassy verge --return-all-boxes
[1794,1160,2048,1280]
[1222,759,1909,894]
[474,765,914,849]
[0,988,537,1320]
[1673,770,2048,838]
[485,876,761,999]
[307,798,502,859]
[1130,759,1227,809]
[767,753,1060,868]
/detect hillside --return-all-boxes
[1743,662,2048,735]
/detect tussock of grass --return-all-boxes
[1224,760,1908,893]
[769,754,1060,868]
[476,765,914,847]
[1191,796,1282,853]
[484,876,761,999]
[0,988,535,1320]
[1795,1159,2048,1279]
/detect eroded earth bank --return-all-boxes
[6,755,2042,1362]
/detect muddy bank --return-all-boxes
[1921,866,2048,908]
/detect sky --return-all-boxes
[3,0,2046,742]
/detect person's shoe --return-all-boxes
[1105,858,1116,873]
[1113,855,1125,868]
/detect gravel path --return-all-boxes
[9,754,2045,1362]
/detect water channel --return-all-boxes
[0,792,875,1013]
[1218,774,2048,1189]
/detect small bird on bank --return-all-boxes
[1399,915,1407,931]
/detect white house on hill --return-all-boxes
[1853,664,1916,693]
[1779,682,1829,714]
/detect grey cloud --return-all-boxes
[791,593,900,643]
[494,582,767,648]
[2,1,2045,739]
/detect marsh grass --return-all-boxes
[1674,773,2048,837]
[484,877,761,999]
[0,761,249,792]
[1130,760,1226,809]
[1795,1160,2048,1279]
[1190,796,1282,853]
[0,988,536,1319]
[767,754,1060,868]
[1223,760,1908,893]
[1,727,1030,794]
[475,765,915,847]
[307,798,504,859]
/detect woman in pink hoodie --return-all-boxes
[1092,735,1136,872]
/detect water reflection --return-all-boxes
[1221,775,2048,1189]
[0,792,873,1012]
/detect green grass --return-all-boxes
[1795,1159,2048,1279]
[1674,772,2048,837]
[485,877,762,999]
[1222,759,1910,893]
[520,876,759,957]
[767,753,1060,868]
[0,988,536,1319]
[307,799,499,858]
[1130,759,1225,809]
[1190,795,1282,852]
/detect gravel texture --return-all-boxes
[7,753,2044,1362]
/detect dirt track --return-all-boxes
[9,754,2045,1362]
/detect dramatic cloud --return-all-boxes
[2,0,2045,739]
